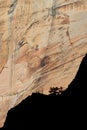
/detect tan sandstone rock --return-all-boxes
[0,0,87,127]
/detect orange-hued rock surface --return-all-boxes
[0,0,87,127]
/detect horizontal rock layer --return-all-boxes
[0,0,87,127]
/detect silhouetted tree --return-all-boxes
[49,87,63,95]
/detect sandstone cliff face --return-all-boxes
[0,0,87,127]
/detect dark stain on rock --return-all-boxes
[34,77,42,86]
[35,45,39,51]
[8,0,18,15]
[59,27,63,30]
[48,7,56,17]
[52,7,56,16]
[41,56,50,67]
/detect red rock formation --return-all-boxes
[0,0,87,127]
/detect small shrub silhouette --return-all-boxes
[49,87,63,95]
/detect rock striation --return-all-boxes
[0,0,87,127]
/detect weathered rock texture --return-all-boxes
[0,0,87,127]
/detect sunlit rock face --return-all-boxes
[0,0,87,127]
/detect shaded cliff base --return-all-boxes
[0,54,87,130]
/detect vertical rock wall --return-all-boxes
[0,0,87,127]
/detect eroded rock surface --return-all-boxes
[0,0,87,127]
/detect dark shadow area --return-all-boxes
[61,54,87,97]
[0,54,87,129]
